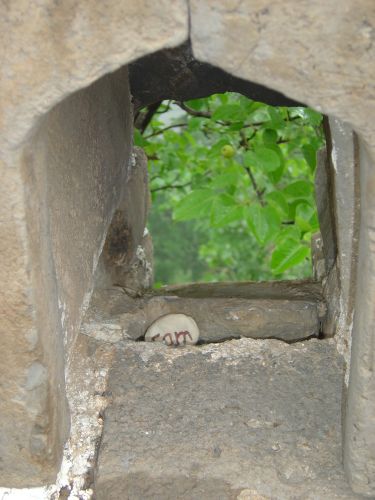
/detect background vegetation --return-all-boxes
[134,93,324,286]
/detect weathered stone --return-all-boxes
[0,1,188,486]
[311,233,325,281]
[190,0,375,145]
[1,0,374,494]
[100,147,151,289]
[145,313,200,346]
[95,338,358,499]
[157,279,323,301]
[145,296,320,343]
[82,286,322,344]
[344,138,375,495]
[315,146,337,274]
[190,3,375,493]
[0,67,132,487]
[328,118,360,369]
[130,41,302,112]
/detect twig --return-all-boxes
[144,123,187,139]
[244,166,265,206]
[155,101,171,114]
[240,129,265,206]
[175,101,211,118]
[151,181,191,193]
[135,101,162,134]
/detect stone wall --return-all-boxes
[0,0,374,496]
[0,0,187,487]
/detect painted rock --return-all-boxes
[145,313,200,346]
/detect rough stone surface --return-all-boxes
[190,0,375,146]
[328,118,360,372]
[0,1,188,486]
[100,147,151,290]
[1,0,374,493]
[95,338,358,499]
[0,1,188,153]
[144,296,320,343]
[315,146,337,275]
[0,66,132,487]
[82,287,322,344]
[130,41,301,112]
[158,279,323,301]
[190,2,375,493]
[344,138,375,496]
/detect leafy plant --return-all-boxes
[134,93,324,284]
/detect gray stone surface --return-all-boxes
[315,146,337,275]
[82,287,322,344]
[100,146,151,290]
[0,67,132,487]
[189,3,375,492]
[190,0,375,145]
[157,279,323,301]
[327,117,360,370]
[0,1,188,486]
[95,338,358,499]
[1,0,374,492]
[344,138,375,496]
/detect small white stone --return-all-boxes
[145,313,200,346]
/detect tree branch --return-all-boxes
[175,101,211,118]
[244,166,265,206]
[239,130,265,205]
[151,181,191,193]
[144,122,187,139]
[134,101,162,134]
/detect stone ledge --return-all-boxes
[82,287,323,344]
[95,338,358,499]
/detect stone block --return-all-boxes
[344,138,375,495]
[190,0,375,144]
[0,0,188,487]
[315,146,337,274]
[100,147,151,290]
[82,284,323,344]
[328,118,360,359]
[0,65,132,487]
[95,338,358,499]
[190,3,375,493]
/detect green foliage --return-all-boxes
[135,93,325,284]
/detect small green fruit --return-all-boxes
[221,144,235,158]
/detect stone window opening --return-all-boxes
[1,14,370,496]
[98,45,334,348]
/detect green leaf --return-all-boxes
[302,108,323,126]
[211,167,241,188]
[263,128,278,145]
[187,117,203,132]
[185,99,204,110]
[283,180,313,200]
[227,122,245,131]
[275,225,301,245]
[244,146,280,172]
[295,203,315,232]
[211,204,244,228]
[246,204,281,245]
[173,189,216,221]
[271,239,310,274]
[255,146,281,171]
[266,191,289,217]
[302,144,317,172]
[212,104,246,121]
